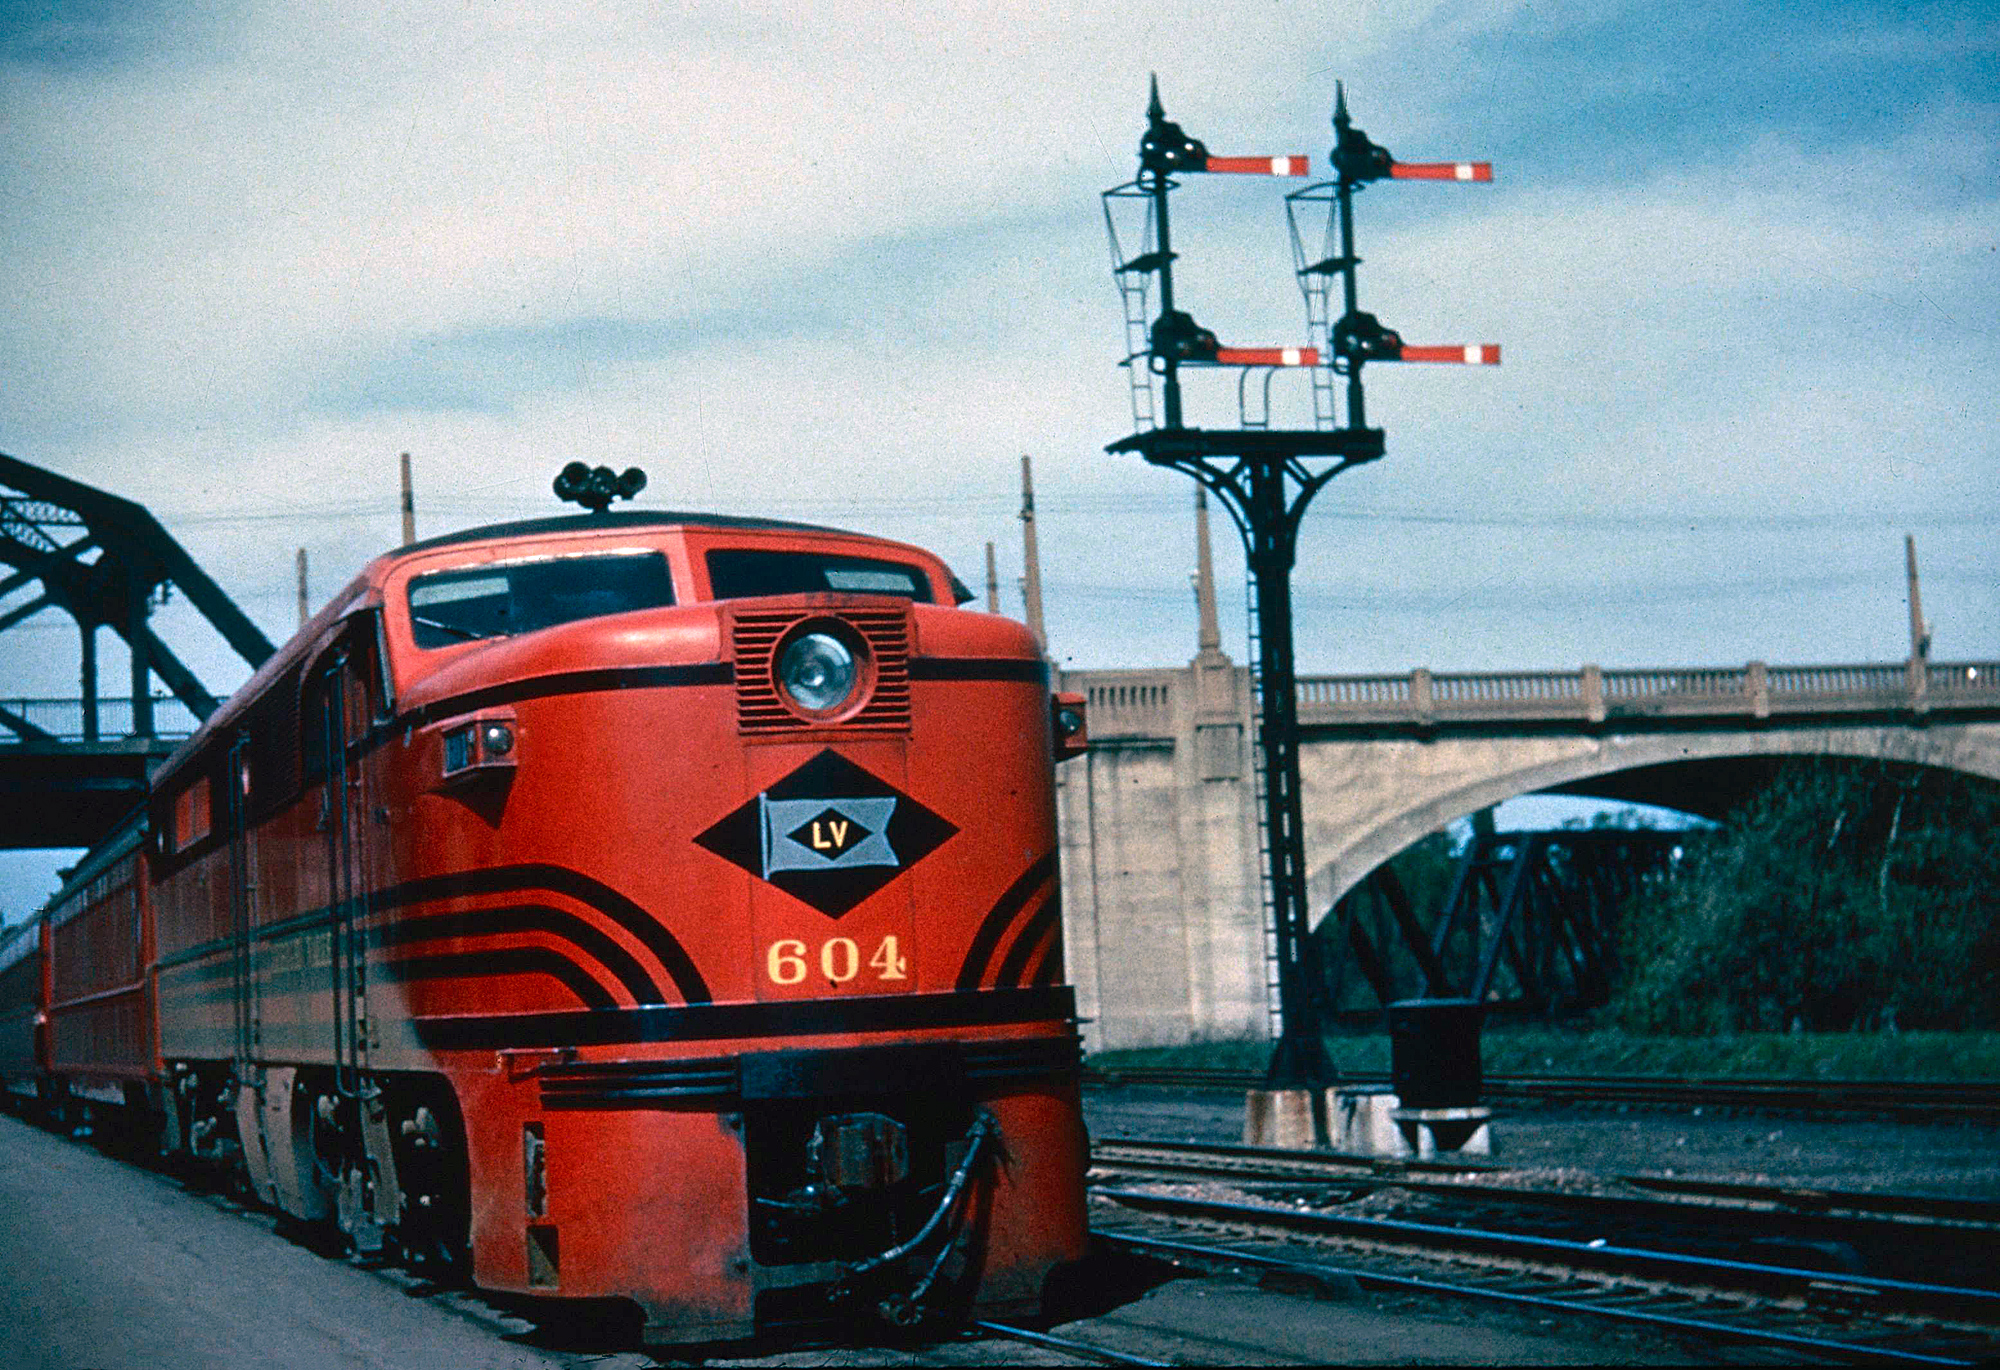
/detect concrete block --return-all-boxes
[1331,1087,1403,1156]
[1243,1088,1324,1150]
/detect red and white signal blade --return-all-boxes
[1398,344,1501,365]
[1204,155,1311,176]
[1389,161,1493,182]
[1213,346,1320,367]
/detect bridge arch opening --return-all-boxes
[1308,725,2000,917]
[1310,752,2000,1030]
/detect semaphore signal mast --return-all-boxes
[1102,78,1498,1113]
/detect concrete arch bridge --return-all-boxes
[1056,652,2000,1050]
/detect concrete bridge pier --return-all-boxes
[1058,647,1269,1052]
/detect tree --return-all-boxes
[1617,760,2000,1033]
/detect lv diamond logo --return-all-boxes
[768,798,895,872]
[695,750,958,918]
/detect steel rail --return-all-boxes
[1097,1188,2000,1323]
[1095,1133,1495,1175]
[1095,1229,1983,1367]
[971,1319,1174,1367]
[1621,1174,2000,1226]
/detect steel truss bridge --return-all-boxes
[0,454,272,850]
[1320,827,1684,1022]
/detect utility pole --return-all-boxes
[1019,456,1047,651]
[296,548,310,628]
[1193,490,1223,659]
[1102,80,1496,1101]
[984,541,1000,615]
[400,452,416,546]
[1906,534,1931,663]
[1906,533,1931,703]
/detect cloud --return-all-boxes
[2,0,1994,697]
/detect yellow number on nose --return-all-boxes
[766,939,808,985]
[821,937,859,983]
[869,935,908,980]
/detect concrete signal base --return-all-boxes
[1243,1089,1329,1150]
[1248,1086,1495,1157]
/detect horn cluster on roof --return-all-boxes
[554,462,647,514]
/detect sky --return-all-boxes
[2,0,1995,916]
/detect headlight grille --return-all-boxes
[733,608,911,732]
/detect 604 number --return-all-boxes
[765,935,908,986]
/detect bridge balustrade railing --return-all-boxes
[1602,666,1746,699]
[1765,663,1906,697]
[1926,662,1999,697]
[1296,675,1410,707]
[1066,660,2000,740]
[1073,671,1180,740]
[0,696,199,743]
[1430,671,1585,713]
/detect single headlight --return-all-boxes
[778,631,857,713]
[479,722,515,757]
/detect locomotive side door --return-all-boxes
[309,618,384,1084]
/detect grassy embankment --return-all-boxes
[1091,1026,2000,1080]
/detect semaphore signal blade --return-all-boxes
[1396,344,1501,364]
[1203,155,1311,176]
[1389,161,1494,182]
[1212,346,1320,366]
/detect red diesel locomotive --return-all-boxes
[0,489,1091,1343]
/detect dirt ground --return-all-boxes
[1082,1084,2000,1198]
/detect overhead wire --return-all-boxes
[148,490,2000,532]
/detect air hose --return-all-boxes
[835,1109,998,1325]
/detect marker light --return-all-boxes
[440,716,518,782]
[778,631,857,714]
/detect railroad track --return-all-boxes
[1089,1220,2000,1366]
[1082,1066,2000,1121]
[1087,1135,2000,1363]
[1091,1135,2000,1234]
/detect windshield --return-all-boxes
[407,552,675,648]
[705,549,933,602]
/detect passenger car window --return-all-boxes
[705,549,933,602]
[408,553,675,648]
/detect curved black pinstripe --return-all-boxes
[387,664,734,736]
[955,852,1056,991]
[1022,936,1061,989]
[993,893,1061,991]
[374,947,616,1011]
[375,863,710,1004]
[372,903,661,1005]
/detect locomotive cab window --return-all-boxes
[705,549,933,602]
[407,552,675,648]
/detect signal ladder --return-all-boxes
[1103,190,1162,431]
[1285,181,1346,432]
[1244,572,1283,1039]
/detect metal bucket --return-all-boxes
[1386,997,1485,1108]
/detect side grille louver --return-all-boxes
[733,608,912,733]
